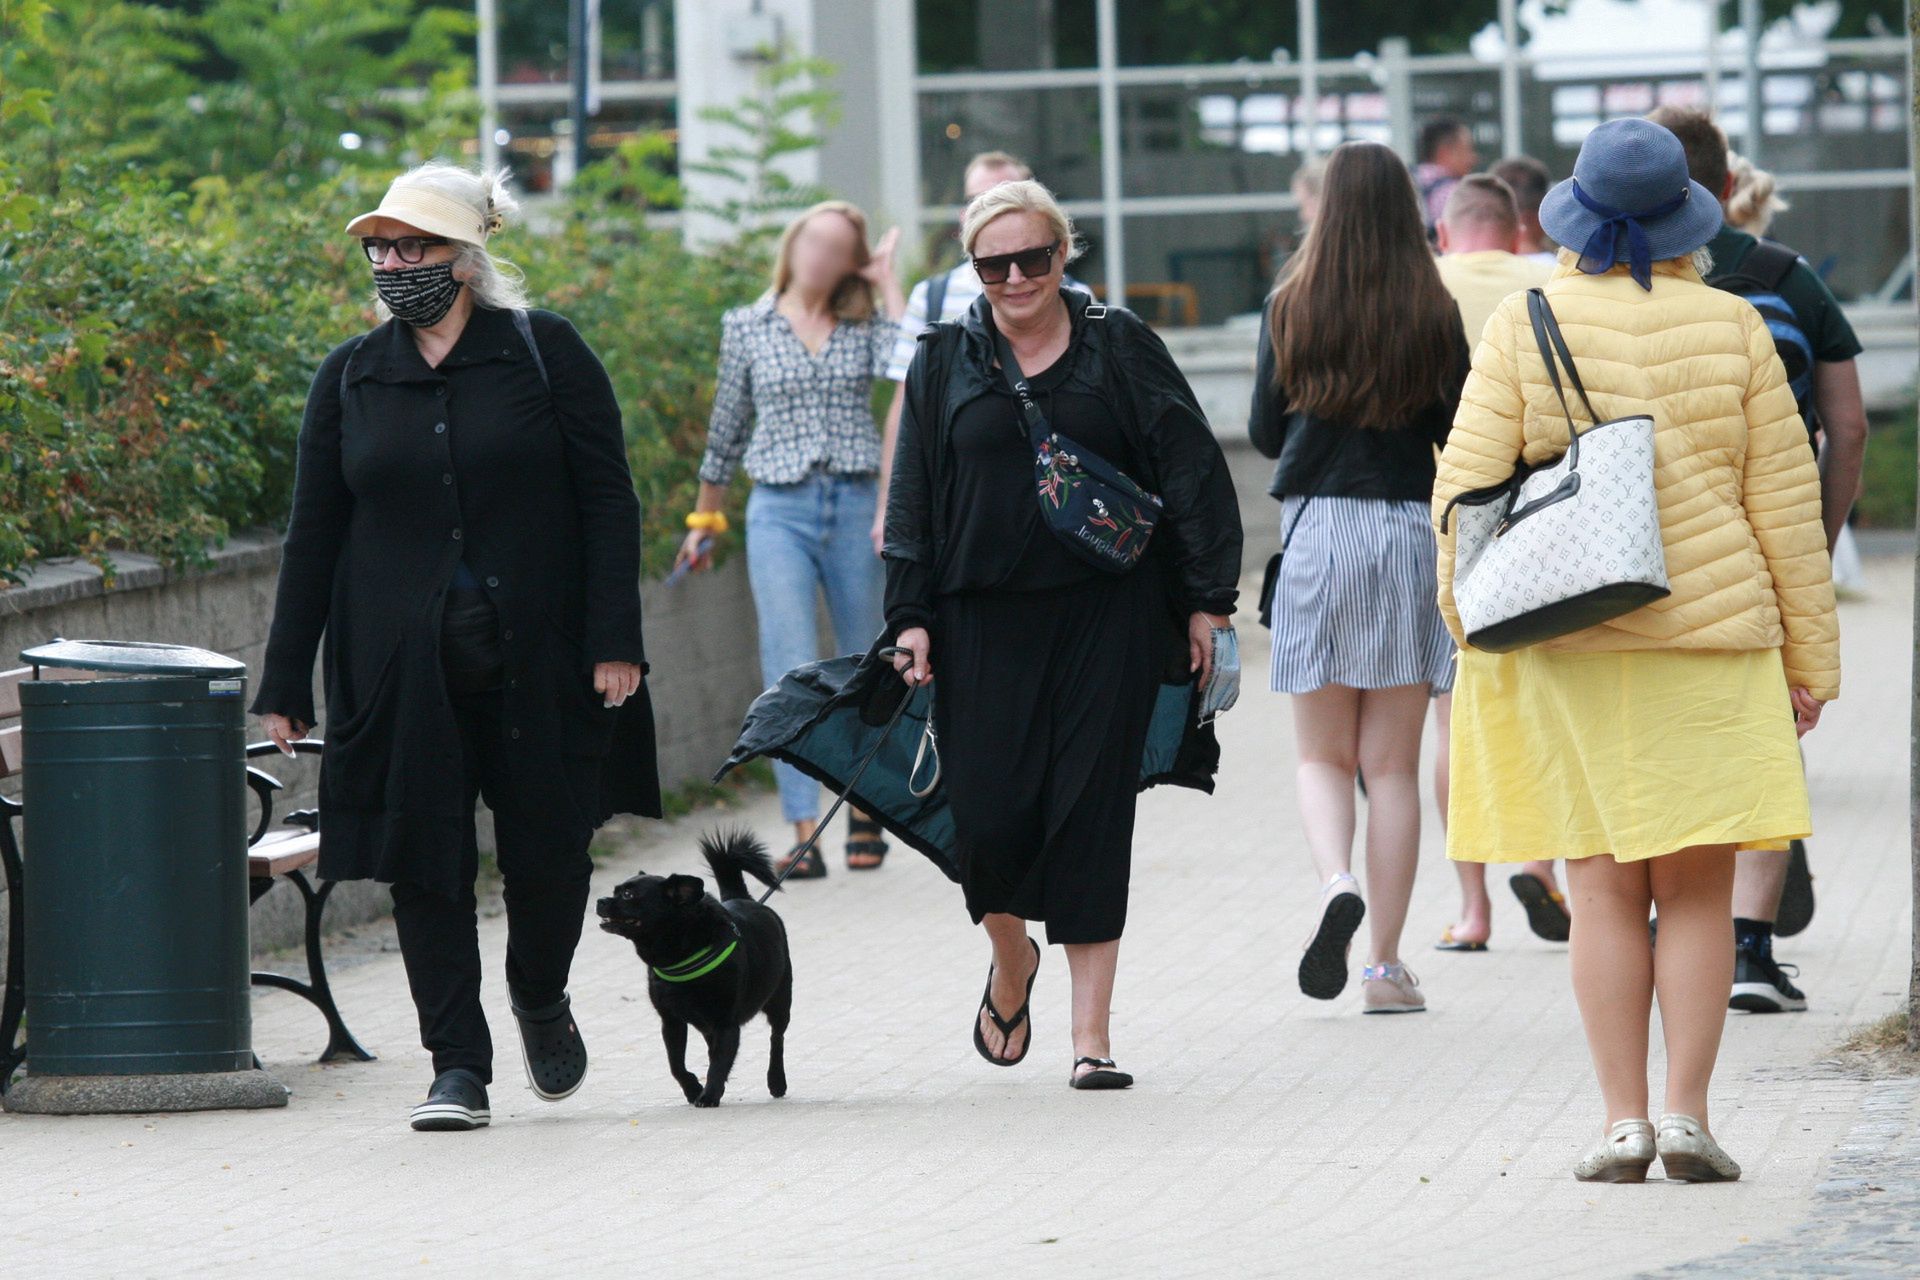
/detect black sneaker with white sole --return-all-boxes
[410,1068,491,1131]
[1729,945,1808,1013]
[513,993,588,1101]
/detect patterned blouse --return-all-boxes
[698,294,900,486]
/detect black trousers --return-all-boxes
[389,677,596,1085]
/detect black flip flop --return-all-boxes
[1299,889,1366,1000]
[778,843,827,880]
[846,816,889,870]
[1070,1056,1134,1090]
[972,938,1040,1067]
[1510,873,1571,943]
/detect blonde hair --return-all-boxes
[959,178,1084,262]
[1725,151,1790,237]
[768,201,877,322]
[963,150,1033,188]
[372,161,530,316]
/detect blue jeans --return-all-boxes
[745,472,885,822]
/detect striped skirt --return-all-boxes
[1267,496,1456,695]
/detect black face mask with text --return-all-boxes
[374,261,463,327]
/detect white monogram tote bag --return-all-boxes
[1439,289,1670,653]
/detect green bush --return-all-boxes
[0,171,367,580]
[0,162,766,581]
[518,212,765,572]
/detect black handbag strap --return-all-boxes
[991,325,1053,451]
[1526,289,1599,465]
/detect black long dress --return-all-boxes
[932,337,1165,944]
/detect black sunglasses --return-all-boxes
[972,240,1061,285]
[362,235,451,265]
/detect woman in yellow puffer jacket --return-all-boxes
[1433,119,1838,1186]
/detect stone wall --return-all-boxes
[0,535,766,957]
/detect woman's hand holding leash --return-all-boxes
[891,626,932,687]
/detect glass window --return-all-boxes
[916,0,1097,73]
[918,87,1104,205]
[1113,212,1284,327]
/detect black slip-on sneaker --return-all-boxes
[513,993,589,1101]
[410,1068,491,1132]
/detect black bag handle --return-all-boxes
[1526,288,1598,469]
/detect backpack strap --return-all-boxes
[339,335,369,402]
[1739,240,1800,292]
[510,308,551,391]
[924,269,949,327]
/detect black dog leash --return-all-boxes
[757,646,928,904]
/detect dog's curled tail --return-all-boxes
[698,828,779,901]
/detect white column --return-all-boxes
[1381,36,1413,163]
[673,0,821,247]
[1740,0,1763,162]
[1094,0,1125,304]
[871,1,922,251]
[1703,0,1722,114]
[1499,0,1521,158]
[477,0,499,171]
[1299,0,1320,160]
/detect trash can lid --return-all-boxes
[20,638,248,679]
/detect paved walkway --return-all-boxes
[4,555,1915,1278]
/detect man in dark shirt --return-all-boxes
[1649,106,1869,1016]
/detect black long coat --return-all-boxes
[252,305,662,896]
[879,289,1244,792]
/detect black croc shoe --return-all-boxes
[410,1069,491,1132]
[513,994,588,1101]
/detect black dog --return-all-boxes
[596,830,792,1107]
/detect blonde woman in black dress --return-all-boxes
[882,180,1242,1088]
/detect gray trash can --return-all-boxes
[1,639,285,1114]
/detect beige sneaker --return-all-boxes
[1360,962,1426,1014]
[1656,1113,1742,1182]
[1573,1119,1656,1183]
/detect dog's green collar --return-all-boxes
[652,939,738,983]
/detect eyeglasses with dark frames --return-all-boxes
[362,236,451,265]
[972,240,1061,285]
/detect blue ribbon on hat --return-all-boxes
[1570,178,1691,289]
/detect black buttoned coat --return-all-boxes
[252,305,662,896]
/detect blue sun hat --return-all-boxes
[1538,117,1722,290]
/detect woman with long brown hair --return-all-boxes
[677,200,904,876]
[1249,141,1468,1012]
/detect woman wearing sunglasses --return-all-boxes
[253,162,660,1132]
[678,200,906,878]
[882,180,1242,1088]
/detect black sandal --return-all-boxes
[777,844,827,880]
[1070,1057,1134,1090]
[972,938,1040,1067]
[1510,873,1571,943]
[846,816,889,870]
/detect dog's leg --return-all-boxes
[766,961,792,1099]
[694,1025,740,1108]
[662,1018,702,1104]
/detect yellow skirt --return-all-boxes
[1446,646,1809,864]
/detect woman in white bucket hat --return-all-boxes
[254,162,661,1132]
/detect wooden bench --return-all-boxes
[0,664,371,1094]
